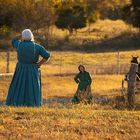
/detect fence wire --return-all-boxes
[0,51,130,75]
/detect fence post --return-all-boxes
[127,63,138,108]
[59,55,62,75]
[6,50,10,73]
[117,51,120,74]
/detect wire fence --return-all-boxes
[0,50,130,76]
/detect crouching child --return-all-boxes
[71,65,93,104]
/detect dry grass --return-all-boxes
[0,20,140,139]
[51,20,137,40]
[76,20,131,40]
[0,73,140,139]
[0,75,123,100]
[0,106,139,140]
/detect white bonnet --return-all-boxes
[22,29,34,41]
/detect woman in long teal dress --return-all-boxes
[72,65,93,103]
[6,29,50,107]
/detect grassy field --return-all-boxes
[0,75,140,140]
[0,75,123,101]
[0,106,139,140]
[0,72,140,139]
[0,22,140,139]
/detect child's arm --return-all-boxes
[87,72,92,85]
[74,74,80,84]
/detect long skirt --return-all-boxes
[72,85,93,103]
[6,63,42,107]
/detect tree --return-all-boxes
[83,0,100,34]
[122,0,140,28]
[0,0,16,28]
[87,10,100,34]
[55,5,87,35]
[0,0,55,32]
[96,0,129,20]
[12,0,54,31]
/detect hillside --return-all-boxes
[1,20,140,52]
[44,20,140,52]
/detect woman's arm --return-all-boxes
[12,35,22,49]
[37,58,49,68]
[37,44,50,68]
[14,34,21,40]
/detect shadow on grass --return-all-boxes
[43,96,72,105]
[43,95,110,106]
[43,93,140,110]
[0,94,139,110]
[0,100,5,106]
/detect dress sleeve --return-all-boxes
[39,45,50,60]
[87,72,92,85]
[74,74,80,84]
[12,39,21,49]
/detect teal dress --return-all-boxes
[74,71,92,91]
[72,71,92,103]
[6,39,50,106]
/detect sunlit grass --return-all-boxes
[0,43,140,139]
[52,19,136,40]
[0,74,124,100]
[0,57,140,139]
[0,106,139,140]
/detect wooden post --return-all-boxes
[127,63,138,107]
[6,50,10,73]
[117,51,120,74]
[60,55,62,75]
